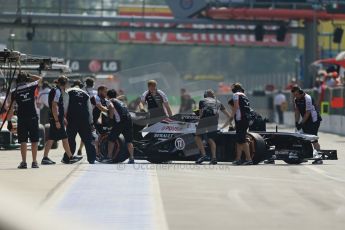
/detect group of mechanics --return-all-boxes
[6,72,323,169]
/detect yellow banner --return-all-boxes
[297,20,345,50]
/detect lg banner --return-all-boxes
[66,59,121,73]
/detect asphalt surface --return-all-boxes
[0,125,344,230]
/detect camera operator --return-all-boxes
[7,72,41,169]
[63,80,96,164]
[231,83,253,166]
[42,76,81,165]
[195,89,231,165]
[291,86,323,164]
[106,89,135,164]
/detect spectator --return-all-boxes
[37,81,51,125]
[179,88,196,113]
[285,77,297,90]
[273,90,287,124]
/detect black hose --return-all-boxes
[0,64,17,131]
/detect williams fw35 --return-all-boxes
[104,113,338,164]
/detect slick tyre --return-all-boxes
[99,134,128,163]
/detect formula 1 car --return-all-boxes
[0,119,46,150]
[125,113,337,164]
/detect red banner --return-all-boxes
[118,6,293,46]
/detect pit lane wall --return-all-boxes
[283,112,345,135]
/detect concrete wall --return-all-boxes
[284,112,345,136]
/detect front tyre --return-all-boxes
[99,135,128,163]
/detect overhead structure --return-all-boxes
[165,0,345,88]
[1,0,345,87]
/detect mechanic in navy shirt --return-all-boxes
[42,76,80,165]
[231,83,253,165]
[104,89,134,163]
[7,72,41,169]
[291,86,323,164]
[195,89,231,165]
[62,80,96,164]
[84,77,97,98]
[77,77,98,156]
[139,80,173,124]
[91,85,108,133]
[105,89,135,164]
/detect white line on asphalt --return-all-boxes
[150,169,169,230]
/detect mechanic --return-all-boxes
[139,80,173,124]
[231,83,253,166]
[195,89,231,165]
[106,89,135,164]
[84,77,97,98]
[77,77,98,156]
[91,85,108,133]
[62,80,96,164]
[42,76,81,165]
[7,72,41,169]
[227,99,266,132]
[291,86,323,164]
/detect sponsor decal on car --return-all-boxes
[161,126,183,132]
[175,138,186,150]
[154,133,175,139]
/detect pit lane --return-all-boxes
[0,125,344,230]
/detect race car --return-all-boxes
[99,112,337,164]
[0,119,46,150]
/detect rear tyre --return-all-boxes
[247,132,267,165]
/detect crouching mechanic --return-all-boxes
[62,80,97,164]
[195,89,231,165]
[291,86,323,164]
[106,89,135,164]
[7,72,41,169]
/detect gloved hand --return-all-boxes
[228,126,235,131]
[295,122,302,131]
[7,121,13,132]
